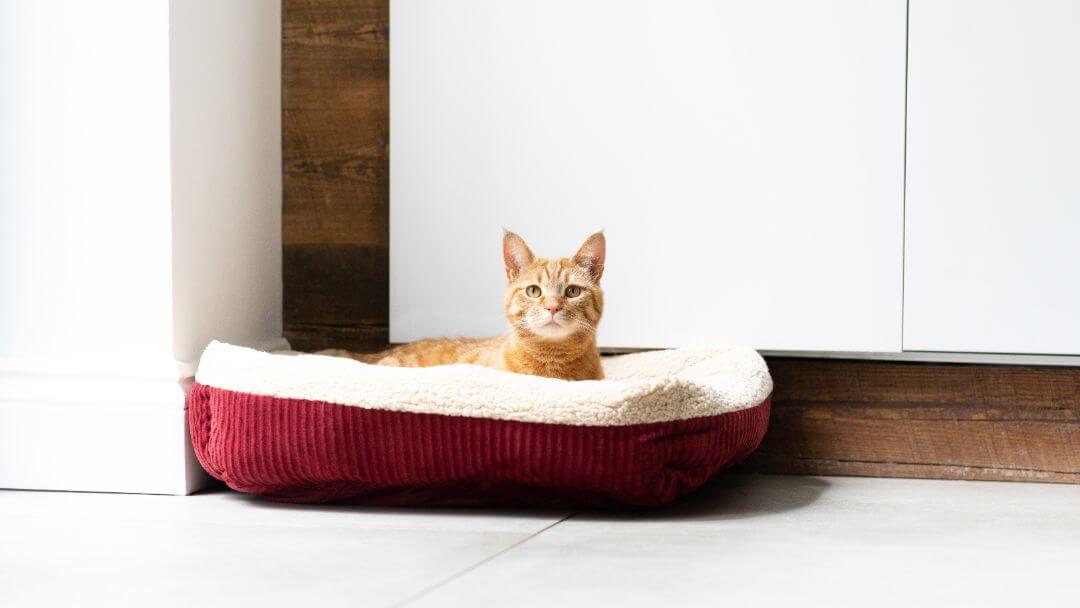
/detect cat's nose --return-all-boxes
[546,304,561,316]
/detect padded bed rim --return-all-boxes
[194,341,773,427]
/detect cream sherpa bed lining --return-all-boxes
[195,341,773,427]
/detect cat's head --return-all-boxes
[502,230,605,341]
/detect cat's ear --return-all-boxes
[573,231,606,280]
[503,229,535,280]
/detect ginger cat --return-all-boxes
[330,230,605,381]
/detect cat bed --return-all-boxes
[188,341,773,507]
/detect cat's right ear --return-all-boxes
[503,229,535,281]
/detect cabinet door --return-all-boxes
[391,0,906,351]
[905,0,1080,355]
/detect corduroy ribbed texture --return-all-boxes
[189,383,770,507]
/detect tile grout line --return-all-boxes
[392,511,579,607]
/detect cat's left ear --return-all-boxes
[503,229,535,281]
[573,231,606,281]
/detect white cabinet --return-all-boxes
[391,0,907,352]
[905,0,1080,355]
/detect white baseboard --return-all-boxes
[0,359,211,495]
[0,402,204,495]
[0,339,291,495]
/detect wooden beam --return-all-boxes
[743,358,1080,483]
[282,0,390,354]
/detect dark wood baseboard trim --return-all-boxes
[742,456,1080,484]
[741,358,1080,483]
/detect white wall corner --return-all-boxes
[0,0,283,495]
[170,0,285,376]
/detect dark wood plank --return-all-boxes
[744,458,1080,484]
[283,0,390,353]
[285,322,388,354]
[743,358,1080,483]
[282,0,388,111]
[283,109,388,246]
[283,244,388,352]
[766,358,1080,409]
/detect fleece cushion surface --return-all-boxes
[189,341,773,507]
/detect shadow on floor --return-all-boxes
[574,473,831,523]
[226,488,573,523]
[201,473,828,524]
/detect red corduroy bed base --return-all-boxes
[188,383,771,507]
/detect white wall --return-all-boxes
[171,0,285,373]
[0,0,284,494]
[391,0,1080,364]
[0,1,175,371]
[905,0,1080,356]
[391,0,907,353]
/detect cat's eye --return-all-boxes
[565,285,582,298]
[525,285,541,298]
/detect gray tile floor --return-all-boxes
[2,474,1079,607]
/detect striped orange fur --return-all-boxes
[333,230,605,381]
